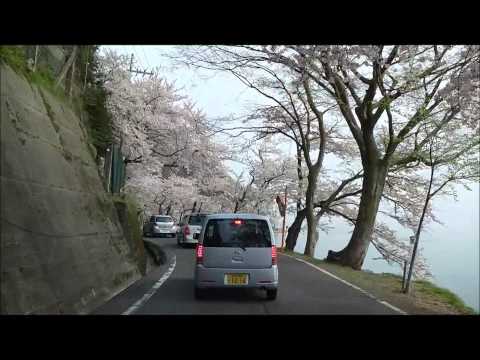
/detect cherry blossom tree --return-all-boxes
[172,45,479,270]
[99,49,233,217]
[403,123,479,291]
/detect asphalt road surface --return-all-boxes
[94,237,401,315]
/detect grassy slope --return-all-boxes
[282,250,477,315]
[0,46,66,99]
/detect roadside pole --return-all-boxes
[402,260,408,289]
[281,186,287,249]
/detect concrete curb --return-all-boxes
[90,240,176,314]
[143,239,167,265]
[281,252,408,315]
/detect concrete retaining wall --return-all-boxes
[0,63,141,314]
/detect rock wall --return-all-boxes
[0,63,141,314]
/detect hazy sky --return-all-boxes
[103,46,479,310]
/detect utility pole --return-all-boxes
[128,53,154,77]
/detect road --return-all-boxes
[94,237,401,315]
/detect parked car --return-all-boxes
[177,213,209,247]
[193,213,278,300]
[143,215,176,238]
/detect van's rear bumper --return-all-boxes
[194,265,278,289]
[180,235,198,244]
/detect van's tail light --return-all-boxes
[271,246,277,265]
[184,226,191,236]
[196,244,204,264]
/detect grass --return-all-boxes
[282,249,477,315]
[414,280,477,315]
[0,46,28,73]
[0,46,67,100]
[1,46,111,162]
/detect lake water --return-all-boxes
[273,184,480,312]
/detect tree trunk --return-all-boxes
[69,54,76,99]
[307,209,327,257]
[303,169,320,257]
[55,46,77,89]
[285,144,306,252]
[327,163,388,269]
[166,202,172,215]
[285,208,306,251]
[296,145,304,211]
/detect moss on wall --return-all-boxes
[112,194,147,276]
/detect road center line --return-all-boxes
[281,253,407,315]
[122,255,177,315]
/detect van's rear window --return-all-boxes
[188,215,206,225]
[203,219,272,248]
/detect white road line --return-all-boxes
[281,253,408,315]
[122,255,177,315]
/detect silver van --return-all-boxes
[194,213,278,300]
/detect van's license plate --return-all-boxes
[225,274,248,285]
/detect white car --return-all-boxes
[177,213,209,247]
[143,215,176,238]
